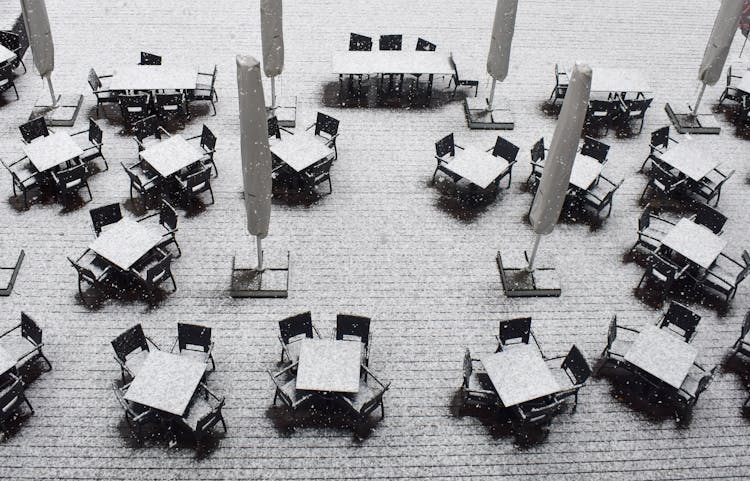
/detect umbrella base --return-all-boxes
[31,93,83,127]
[464,97,514,130]
[665,102,720,135]
[0,249,24,296]
[230,251,289,298]
[267,95,297,128]
[496,251,560,298]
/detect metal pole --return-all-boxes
[46,74,57,107]
[524,234,542,272]
[270,76,276,110]
[487,79,497,111]
[740,35,748,57]
[256,236,264,271]
[692,82,707,116]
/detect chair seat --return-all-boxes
[467,371,493,392]
[284,341,302,363]
[279,377,308,407]
[344,378,377,412]
[124,349,149,377]
[181,394,214,430]
[0,336,37,366]
[641,225,668,241]
[678,374,701,399]
[708,259,742,284]
[608,338,632,359]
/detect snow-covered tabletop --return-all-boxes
[441,146,510,190]
[658,138,720,181]
[661,218,727,270]
[332,51,453,75]
[140,134,204,178]
[569,154,603,190]
[89,219,163,270]
[625,325,697,389]
[0,346,15,375]
[109,65,198,91]
[481,344,560,407]
[295,339,362,393]
[270,134,334,173]
[737,71,750,95]
[0,45,15,65]
[590,67,651,94]
[124,350,205,416]
[22,132,84,173]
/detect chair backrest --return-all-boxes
[349,33,372,51]
[177,322,211,352]
[159,200,178,231]
[606,314,618,351]
[133,115,159,142]
[119,93,150,113]
[0,378,25,422]
[184,167,212,194]
[660,301,701,341]
[554,63,568,83]
[111,324,148,362]
[379,34,402,50]
[650,126,670,150]
[0,30,20,50]
[588,99,615,116]
[498,317,532,346]
[88,68,102,91]
[561,345,591,385]
[361,381,390,416]
[336,314,370,346]
[140,51,161,65]
[196,398,225,434]
[448,53,459,79]
[90,203,122,236]
[315,112,339,138]
[581,137,609,163]
[155,92,183,111]
[651,162,682,193]
[122,163,144,188]
[268,116,281,139]
[56,164,87,190]
[649,255,678,286]
[200,124,217,151]
[693,203,727,234]
[19,117,49,143]
[625,98,653,118]
[491,136,519,162]
[278,312,313,344]
[20,312,42,346]
[741,311,750,340]
[416,38,436,51]
[306,158,333,184]
[146,253,173,286]
[435,133,455,158]
[531,138,545,163]
[88,118,103,145]
[737,251,750,284]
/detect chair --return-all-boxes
[631,204,675,254]
[641,126,678,172]
[0,312,52,372]
[416,37,437,51]
[580,137,610,163]
[701,250,750,302]
[300,158,333,195]
[447,53,478,98]
[111,382,156,442]
[67,250,114,297]
[1,158,39,209]
[0,374,33,431]
[187,65,218,116]
[512,396,563,430]
[527,138,546,192]
[586,100,617,136]
[335,314,371,367]
[139,51,161,65]
[640,162,688,202]
[267,363,314,422]
[122,161,161,202]
[673,363,716,420]
[349,33,372,51]
[340,366,390,431]
[636,254,688,297]
[176,165,214,204]
[460,348,498,409]
[155,92,186,127]
[487,136,519,189]
[548,346,591,409]
[118,93,151,130]
[130,248,177,293]
[306,112,340,159]
[582,175,623,219]
[495,317,544,355]
[132,115,168,152]
[0,64,18,100]
[718,66,746,107]
[692,203,727,234]
[178,383,226,443]
[186,125,218,177]
[617,98,653,134]
[71,118,108,171]
[432,133,463,183]
[19,117,49,143]
[111,324,159,382]
[87,68,116,116]
[730,311,750,360]
[137,199,181,258]
[594,314,640,376]
[548,63,568,105]
[689,168,734,207]
[0,30,26,73]
[657,302,701,343]
[89,203,122,236]
[278,312,320,363]
[379,34,402,51]
[51,163,92,203]
[171,323,214,371]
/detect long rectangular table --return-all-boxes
[89,219,163,270]
[109,65,198,92]
[661,218,727,270]
[590,67,651,94]
[481,344,560,407]
[22,132,84,173]
[624,325,697,389]
[332,51,453,76]
[440,146,510,190]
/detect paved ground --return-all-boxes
[1,0,750,479]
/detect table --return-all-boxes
[140,135,205,178]
[569,154,603,190]
[736,71,750,95]
[481,344,560,407]
[89,219,163,270]
[270,134,334,173]
[625,325,697,389]
[0,45,15,65]
[661,218,727,270]
[440,147,510,190]
[332,51,453,76]
[124,350,205,416]
[295,339,362,393]
[22,132,84,173]
[108,65,198,92]
[590,67,651,94]
[657,139,720,181]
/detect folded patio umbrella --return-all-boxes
[20,0,56,105]
[260,0,284,108]
[527,63,592,270]
[738,0,749,55]
[486,0,517,110]
[237,55,272,270]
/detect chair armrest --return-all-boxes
[649,214,675,225]
[454,144,464,150]
[170,336,178,353]
[131,409,154,423]
[305,123,315,131]
[312,326,322,338]
[616,325,641,334]
[71,128,88,137]
[205,342,214,361]
[0,322,21,339]
[197,71,213,77]
[145,336,160,350]
[157,126,172,138]
[530,331,545,358]
[136,212,159,222]
[280,126,295,135]
[113,354,129,372]
[134,137,146,149]
[185,134,201,140]
[359,365,385,388]
[98,74,113,79]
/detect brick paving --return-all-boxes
[1,0,749,479]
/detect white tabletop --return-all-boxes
[0,45,15,65]
[332,50,454,75]
[89,219,163,270]
[109,65,198,91]
[270,134,334,173]
[658,139,720,181]
[481,344,561,407]
[625,325,697,389]
[295,339,362,393]
[140,135,204,178]
[22,132,84,173]
[590,67,651,94]
[441,146,510,190]
[0,347,15,375]
[124,350,206,416]
[662,218,727,270]
[737,71,750,95]
[569,154,603,190]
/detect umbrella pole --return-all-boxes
[524,234,542,272]
[487,79,497,111]
[270,77,276,110]
[256,236,264,271]
[45,74,57,107]
[691,82,707,116]
[740,35,748,57]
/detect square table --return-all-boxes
[625,325,697,389]
[0,45,15,65]
[270,134,334,173]
[295,339,362,393]
[89,219,163,270]
[22,132,84,173]
[124,350,205,416]
[441,147,510,190]
[661,218,727,270]
[481,344,561,407]
[569,154,603,190]
[140,135,205,178]
[590,67,651,94]
[108,65,198,92]
[657,139,720,181]
[0,347,15,376]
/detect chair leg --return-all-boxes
[210,100,216,116]
[210,355,216,371]
[23,394,34,414]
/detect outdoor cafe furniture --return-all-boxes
[544,345,592,408]
[581,174,623,220]
[176,165,214,205]
[90,203,123,236]
[20,117,49,143]
[118,93,151,130]
[0,30,24,73]
[111,324,160,382]
[154,92,188,127]
[307,112,340,159]
[335,314,371,367]
[1,157,39,209]
[268,362,314,423]
[692,203,727,234]
[656,302,701,343]
[585,99,618,136]
[730,311,750,361]
[112,382,158,443]
[21,129,84,181]
[175,382,226,443]
[0,63,18,101]
[270,118,336,186]
[547,63,568,106]
[701,250,750,302]
[594,314,640,376]
[636,253,688,296]
[640,126,679,173]
[0,373,34,432]
[460,348,498,410]
[718,65,747,108]
[278,312,321,364]
[71,118,108,171]
[496,317,543,354]
[616,97,653,134]
[447,53,479,98]
[122,161,161,202]
[88,218,164,272]
[87,68,116,116]
[170,323,215,372]
[526,138,546,192]
[67,249,115,298]
[186,124,218,177]
[186,65,218,116]
[139,51,161,65]
[51,163,91,204]
[340,365,390,431]
[138,130,207,195]
[133,115,169,152]
[659,217,728,271]
[136,199,181,258]
[0,313,51,374]
[589,67,652,98]
[631,207,675,256]
[129,248,177,293]
[671,363,716,421]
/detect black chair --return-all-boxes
[527,138,546,192]
[349,33,372,51]
[51,163,92,203]
[306,112,340,159]
[176,165,214,204]
[640,162,688,202]
[112,382,156,443]
[154,92,186,127]
[594,314,640,376]
[87,68,116,116]
[673,363,716,421]
[693,203,727,234]
[67,250,114,298]
[495,317,543,356]
[340,366,390,433]
[547,345,591,409]
[379,34,402,50]
[0,374,33,432]
[111,324,158,382]
[0,30,26,73]
[0,64,18,101]
[130,248,177,293]
[187,65,218,116]
[657,302,701,343]
[416,37,437,51]
[617,97,653,134]
[702,250,750,302]
[300,158,333,195]
[718,65,746,107]
[460,348,498,410]
[580,137,610,163]
[586,100,617,136]
[178,383,226,444]
[512,396,563,431]
[488,136,519,189]
[335,314,371,367]
[122,161,161,202]
[0,312,52,372]
[688,168,734,207]
[582,175,623,219]
[631,204,675,254]
[132,115,167,152]
[137,199,181,258]
[548,63,568,105]
[186,125,218,177]
[1,158,39,209]
[278,312,320,364]
[640,126,678,173]
[19,117,49,143]
[171,323,215,371]
[268,363,314,424]
[72,118,108,171]
[636,254,687,297]
[118,93,151,130]
[447,53,478,98]
[432,133,462,184]
[90,203,122,236]
[731,311,750,361]
[139,51,161,65]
